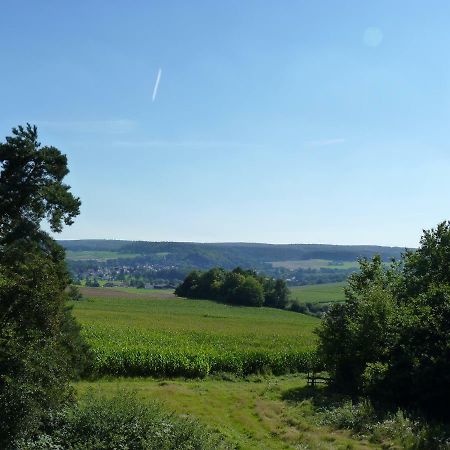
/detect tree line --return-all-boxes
[175,267,289,309]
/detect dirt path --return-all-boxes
[79,287,176,299]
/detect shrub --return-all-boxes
[67,285,83,301]
[16,391,230,450]
[316,224,450,419]
[321,399,450,450]
[320,399,376,433]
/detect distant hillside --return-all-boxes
[59,239,407,267]
[61,240,410,286]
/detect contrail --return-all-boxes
[152,68,162,102]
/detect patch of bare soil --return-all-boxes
[79,287,176,299]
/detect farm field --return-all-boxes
[76,375,375,450]
[79,286,175,298]
[71,290,319,377]
[289,282,346,305]
[72,286,395,449]
[270,259,358,270]
[113,286,175,296]
[66,250,140,260]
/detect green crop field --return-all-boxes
[270,259,358,270]
[65,250,140,261]
[112,287,174,295]
[71,290,319,378]
[72,286,396,450]
[289,282,346,304]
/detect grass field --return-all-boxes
[66,250,140,261]
[72,290,319,377]
[112,286,175,295]
[79,286,175,298]
[76,375,375,450]
[289,282,346,305]
[271,259,358,270]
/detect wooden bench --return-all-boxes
[306,372,330,387]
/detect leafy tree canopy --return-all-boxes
[317,221,450,419]
[175,267,289,309]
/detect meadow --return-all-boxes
[271,259,358,270]
[72,289,320,378]
[72,284,425,449]
[65,250,140,261]
[77,375,376,450]
[289,282,346,304]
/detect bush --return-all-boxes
[320,399,376,433]
[16,391,230,450]
[67,285,83,301]
[317,224,450,419]
[320,399,450,449]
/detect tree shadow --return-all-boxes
[281,384,350,409]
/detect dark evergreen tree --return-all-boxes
[0,124,88,447]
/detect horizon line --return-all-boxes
[56,237,411,249]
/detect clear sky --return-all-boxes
[1,1,449,247]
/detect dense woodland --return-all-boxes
[61,239,406,265]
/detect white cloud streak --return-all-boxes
[152,68,162,102]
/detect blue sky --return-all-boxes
[1,1,449,247]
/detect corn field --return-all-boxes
[73,293,320,377]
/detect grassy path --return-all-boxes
[77,375,375,450]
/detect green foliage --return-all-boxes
[263,278,289,308]
[85,277,100,287]
[0,125,88,447]
[67,285,83,301]
[88,344,315,378]
[232,275,265,306]
[175,266,289,308]
[115,240,404,269]
[16,391,229,449]
[0,124,80,243]
[320,398,450,449]
[317,222,450,419]
[320,399,377,433]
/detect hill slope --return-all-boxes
[60,239,406,268]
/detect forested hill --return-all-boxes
[59,239,407,268]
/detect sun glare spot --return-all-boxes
[363,27,383,47]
